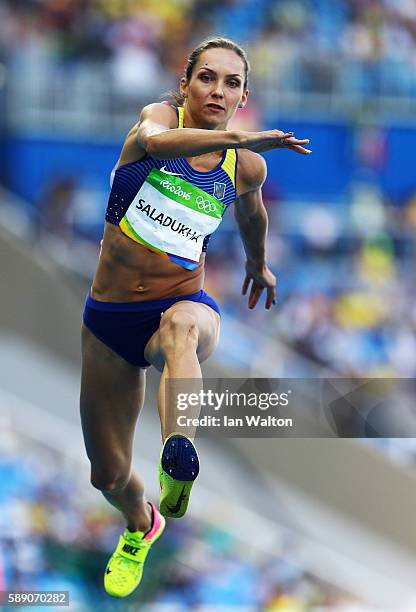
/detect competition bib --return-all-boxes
[119,168,225,268]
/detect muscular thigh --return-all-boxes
[80,324,146,470]
[144,301,220,372]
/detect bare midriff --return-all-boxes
[90,222,205,302]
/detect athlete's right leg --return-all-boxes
[80,324,151,533]
[144,301,220,518]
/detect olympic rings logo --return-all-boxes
[196,195,216,213]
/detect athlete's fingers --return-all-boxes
[278,135,308,142]
[248,282,256,306]
[248,284,263,309]
[277,137,311,152]
[277,133,295,146]
[242,275,252,295]
[284,138,310,146]
[288,144,312,155]
[265,286,276,310]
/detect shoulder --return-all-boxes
[236,149,267,196]
[118,102,178,166]
[139,101,178,127]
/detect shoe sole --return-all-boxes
[159,434,199,518]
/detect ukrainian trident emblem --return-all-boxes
[213,182,226,199]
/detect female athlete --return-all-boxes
[80,37,311,598]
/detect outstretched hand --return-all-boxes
[242,261,276,310]
[247,131,312,155]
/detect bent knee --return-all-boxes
[90,467,131,492]
[162,310,198,334]
[159,310,199,353]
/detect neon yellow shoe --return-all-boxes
[159,433,199,518]
[104,502,165,598]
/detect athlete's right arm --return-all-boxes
[138,103,241,158]
[133,103,312,159]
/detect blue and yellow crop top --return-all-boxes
[105,106,238,270]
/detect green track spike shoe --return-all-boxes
[104,502,165,598]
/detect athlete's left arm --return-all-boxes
[234,152,276,310]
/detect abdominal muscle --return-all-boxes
[90,222,205,302]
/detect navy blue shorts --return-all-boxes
[83,290,220,368]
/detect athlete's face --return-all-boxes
[180,48,249,129]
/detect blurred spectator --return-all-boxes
[4,0,416,99]
[37,176,77,241]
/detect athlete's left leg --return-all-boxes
[144,301,220,518]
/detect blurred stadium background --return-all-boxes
[1,0,416,609]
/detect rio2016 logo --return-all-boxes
[196,195,217,213]
[160,179,191,201]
